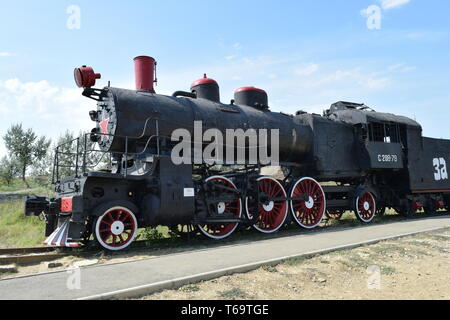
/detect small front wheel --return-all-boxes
[94,206,138,251]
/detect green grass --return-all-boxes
[0,178,37,192]
[179,284,200,292]
[371,244,408,256]
[0,177,53,248]
[0,200,46,248]
[137,226,181,245]
[262,265,278,273]
[0,177,54,194]
[380,265,397,275]
[0,178,29,192]
[283,254,316,266]
[341,253,370,269]
[407,240,447,254]
[430,235,450,241]
[219,288,250,300]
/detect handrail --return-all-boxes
[53,117,161,183]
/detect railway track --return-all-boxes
[0,246,58,255]
[0,247,70,266]
[0,240,173,268]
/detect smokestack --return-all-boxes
[134,56,157,92]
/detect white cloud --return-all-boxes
[380,0,411,10]
[0,78,94,157]
[294,63,319,76]
[388,63,405,71]
[0,52,11,57]
[315,68,390,90]
[403,31,447,43]
[388,63,416,72]
[401,66,416,72]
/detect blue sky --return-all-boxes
[1,0,450,156]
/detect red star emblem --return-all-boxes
[99,118,109,136]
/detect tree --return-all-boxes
[3,123,51,187]
[54,131,76,179]
[31,147,54,185]
[0,156,20,186]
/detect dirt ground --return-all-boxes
[141,229,450,300]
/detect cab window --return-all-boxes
[368,122,400,144]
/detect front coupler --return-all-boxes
[24,196,59,236]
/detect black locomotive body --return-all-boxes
[25,56,449,250]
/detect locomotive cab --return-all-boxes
[358,121,405,170]
[325,101,420,171]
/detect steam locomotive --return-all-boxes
[25,56,450,251]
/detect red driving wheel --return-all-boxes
[290,177,326,229]
[246,177,288,234]
[198,176,242,240]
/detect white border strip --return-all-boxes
[77,225,449,300]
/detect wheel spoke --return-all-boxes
[290,178,325,229]
[199,176,242,240]
[356,192,376,223]
[245,177,288,234]
[95,207,138,250]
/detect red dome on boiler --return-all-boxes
[234,86,267,94]
[234,86,268,109]
[190,74,220,102]
[191,74,218,88]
